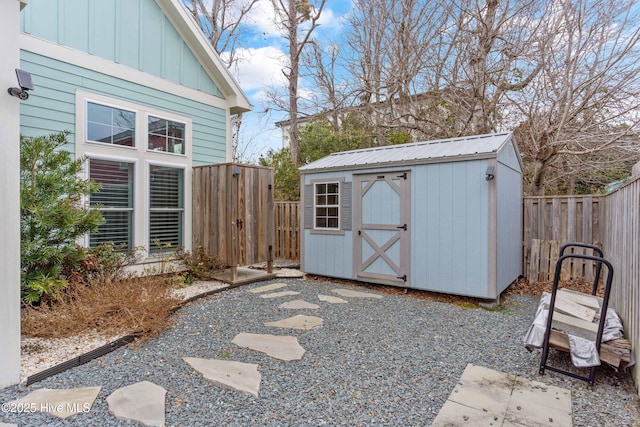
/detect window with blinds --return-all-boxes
[149,166,184,252]
[89,159,134,250]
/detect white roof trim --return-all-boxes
[156,0,252,114]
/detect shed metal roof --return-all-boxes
[299,132,515,172]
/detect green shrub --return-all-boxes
[20,131,104,303]
[21,275,68,305]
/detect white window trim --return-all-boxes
[313,180,341,231]
[145,112,188,157]
[85,100,138,150]
[82,153,139,249]
[76,91,193,258]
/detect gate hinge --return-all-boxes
[397,274,407,282]
[397,172,407,180]
[396,224,407,231]
[358,230,361,235]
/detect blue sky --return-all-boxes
[221,0,353,160]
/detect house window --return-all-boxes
[314,182,340,229]
[149,166,184,252]
[89,159,134,250]
[148,116,186,154]
[87,102,136,147]
[79,92,192,258]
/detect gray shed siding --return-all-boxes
[300,133,522,299]
[302,170,355,279]
[496,157,523,294]
[411,160,490,295]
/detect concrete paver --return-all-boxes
[265,314,324,330]
[331,289,383,299]
[434,364,572,427]
[457,364,516,394]
[232,333,306,361]
[511,377,572,413]
[506,395,572,427]
[449,383,511,414]
[432,399,505,426]
[8,386,100,419]
[318,294,348,304]
[248,283,287,293]
[106,381,166,427]
[260,291,300,299]
[279,299,320,309]
[183,357,261,397]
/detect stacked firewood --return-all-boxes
[545,289,633,371]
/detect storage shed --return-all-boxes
[299,132,522,299]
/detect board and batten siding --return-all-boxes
[19,50,227,165]
[411,160,490,296]
[20,0,223,98]
[302,170,355,279]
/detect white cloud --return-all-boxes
[246,1,279,38]
[227,46,289,92]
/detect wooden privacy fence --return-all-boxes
[523,196,603,282]
[603,176,640,391]
[274,202,300,260]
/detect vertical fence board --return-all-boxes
[523,196,603,282]
[602,177,640,392]
[193,164,274,266]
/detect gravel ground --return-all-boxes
[1,278,638,426]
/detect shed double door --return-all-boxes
[354,171,410,286]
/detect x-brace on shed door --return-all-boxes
[354,171,410,286]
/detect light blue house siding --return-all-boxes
[300,133,523,299]
[20,0,223,98]
[20,50,228,165]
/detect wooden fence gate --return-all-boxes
[193,164,274,275]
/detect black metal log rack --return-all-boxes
[538,243,614,387]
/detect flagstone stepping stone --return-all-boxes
[331,288,383,299]
[0,423,18,427]
[279,299,320,309]
[265,314,324,330]
[248,283,287,293]
[232,333,306,361]
[106,381,166,427]
[183,358,261,397]
[260,290,300,299]
[8,386,100,419]
[318,294,348,304]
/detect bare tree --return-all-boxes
[344,0,445,144]
[300,41,352,131]
[511,0,640,195]
[271,0,327,165]
[185,0,260,69]
[423,0,548,136]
